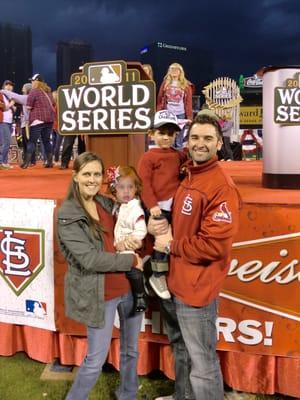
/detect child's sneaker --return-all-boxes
[149,275,171,299]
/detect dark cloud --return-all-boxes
[1,0,300,87]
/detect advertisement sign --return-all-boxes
[0,199,56,331]
[110,205,300,357]
[244,75,263,88]
[57,60,156,135]
[240,106,263,125]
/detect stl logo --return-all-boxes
[0,227,45,296]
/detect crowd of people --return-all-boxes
[0,74,85,170]
[2,63,242,399]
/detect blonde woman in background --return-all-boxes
[157,62,193,122]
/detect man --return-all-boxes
[150,114,241,400]
[59,134,86,169]
[0,80,15,169]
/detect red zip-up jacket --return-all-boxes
[168,156,241,307]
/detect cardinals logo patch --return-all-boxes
[212,202,232,223]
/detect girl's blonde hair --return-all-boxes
[107,165,142,198]
[163,62,189,90]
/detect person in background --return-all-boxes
[57,151,144,400]
[21,73,55,169]
[51,90,63,165]
[59,134,86,169]
[1,82,37,166]
[157,63,193,149]
[106,165,148,313]
[157,63,193,122]
[142,64,154,80]
[219,112,234,161]
[138,110,186,300]
[0,80,15,169]
[150,114,241,400]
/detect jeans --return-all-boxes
[66,292,143,400]
[160,297,223,400]
[174,113,186,149]
[61,135,86,166]
[27,122,53,157]
[53,131,63,162]
[219,137,233,160]
[0,122,12,164]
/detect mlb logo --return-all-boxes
[26,299,47,317]
[88,64,122,85]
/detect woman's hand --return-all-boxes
[147,216,169,236]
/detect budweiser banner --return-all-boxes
[0,198,56,331]
[111,204,300,358]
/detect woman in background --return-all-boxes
[157,62,193,122]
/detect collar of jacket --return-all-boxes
[58,194,113,221]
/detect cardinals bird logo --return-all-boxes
[212,202,232,223]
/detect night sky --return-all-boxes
[1,0,300,88]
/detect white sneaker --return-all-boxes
[149,275,171,299]
[155,396,174,400]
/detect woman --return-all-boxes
[157,62,193,122]
[157,63,193,148]
[21,73,55,169]
[1,82,37,165]
[57,152,143,400]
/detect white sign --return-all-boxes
[0,198,56,331]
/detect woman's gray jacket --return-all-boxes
[57,194,133,328]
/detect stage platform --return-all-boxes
[0,160,300,398]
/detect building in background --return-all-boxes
[56,41,93,87]
[140,41,214,104]
[0,23,32,91]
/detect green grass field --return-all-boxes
[0,352,295,400]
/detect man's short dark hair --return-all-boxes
[188,114,223,140]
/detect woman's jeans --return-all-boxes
[66,291,143,400]
[160,297,223,400]
[27,122,53,158]
[0,122,12,164]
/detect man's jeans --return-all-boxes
[66,292,143,400]
[160,297,223,400]
[0,123,12,164]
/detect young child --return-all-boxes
[106,165,148,313]
[137,110,187,299]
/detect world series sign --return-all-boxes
[262,66,300,189]
[57,60,156,135]
[274,71,300,124]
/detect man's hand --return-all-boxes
[148,215,169,236]
[154,226,173,253]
